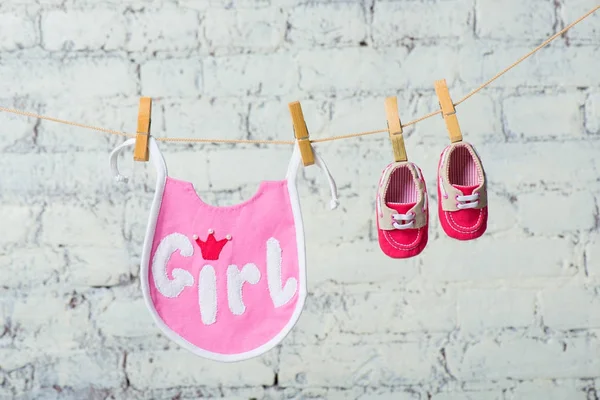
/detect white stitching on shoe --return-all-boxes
[383,228,422,249]
[445,209,484,233]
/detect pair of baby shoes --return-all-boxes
[378,84,488,259]
[376,141,488,259]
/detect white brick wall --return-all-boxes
[0,0,598,398]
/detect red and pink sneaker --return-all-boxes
[437,142,488,240]
[376,162,429,258]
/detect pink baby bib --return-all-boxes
[109,138,338,362]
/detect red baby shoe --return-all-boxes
[376,162,429,258]
[437,142,488,240]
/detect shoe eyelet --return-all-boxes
[455,195,459,200]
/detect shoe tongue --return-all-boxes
[386,202,416,214]
[453,184,478,195]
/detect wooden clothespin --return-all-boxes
[434,79,463,143]
[288,101,315,166]
[384,96,408,162]
[133,97,152,162]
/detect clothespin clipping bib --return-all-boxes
[384,96,408,162]
[288,101,315,166]
[133,97,152,162]
[434,79,463,143]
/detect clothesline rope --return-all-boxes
[0,4,597,146]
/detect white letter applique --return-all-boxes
[227,264,261,315]
[266,237,297,308]
[199,265,217,325]
[152,233,194,298]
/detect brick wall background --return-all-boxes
[0,0,599,399]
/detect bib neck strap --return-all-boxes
[286,143,339,210]
[109,137,167,183]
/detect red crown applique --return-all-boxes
[193,229,231,260]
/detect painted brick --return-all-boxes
[220,387,267,400]
[248,97,330,141]
[63,246,134,287]
[288,3,366,47]
[482,141,600,190]
[285,293,343,346]
[123,195,153,251]
[373,0,471,45]
[13,387,125,400]
[0,349,36,374]
[422,235,575,281]
[181,0,269,9]
[203,53,299,96]
[587,232,600,277]
[585,92,600,134]
[205,7,284,51]
[458,289,536,332]
[475,0,554,41]
[41,202,124,247]
[125,8,200,52]
[297,46,463,94]
[390,88,503,144]
[313,139,396,192]
[162,98,246,140]
[206,147,291,190]
[460,46,600,88]
[279,342,438,387]
[339,289,457,334]
[561,0,600,44]
[358,389,421,400]
[140,58,202,98]
[0,247,63,290]
[9,293,96,352]
[0,152,123,201]
[447,336,600,380]
[308,239,420,285]
[274,387,367,400]
[41,9,126,51]
[37,351,124,389]
[126,350,274,388]
[453,93,502,142]
[328,95,396,139]
[503,93,583,139]
[432,391,503,400]
[283,387,422,400]
[0,57,136,99]
[517,190,596,234]
[96,298,157,338]
[541,285,600,330]
[0,204,40,244]
[0,106,37,150]
[506,380,588,400]
[485,192,519,234]
[0,13,37,51]
[35,97,138,152]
